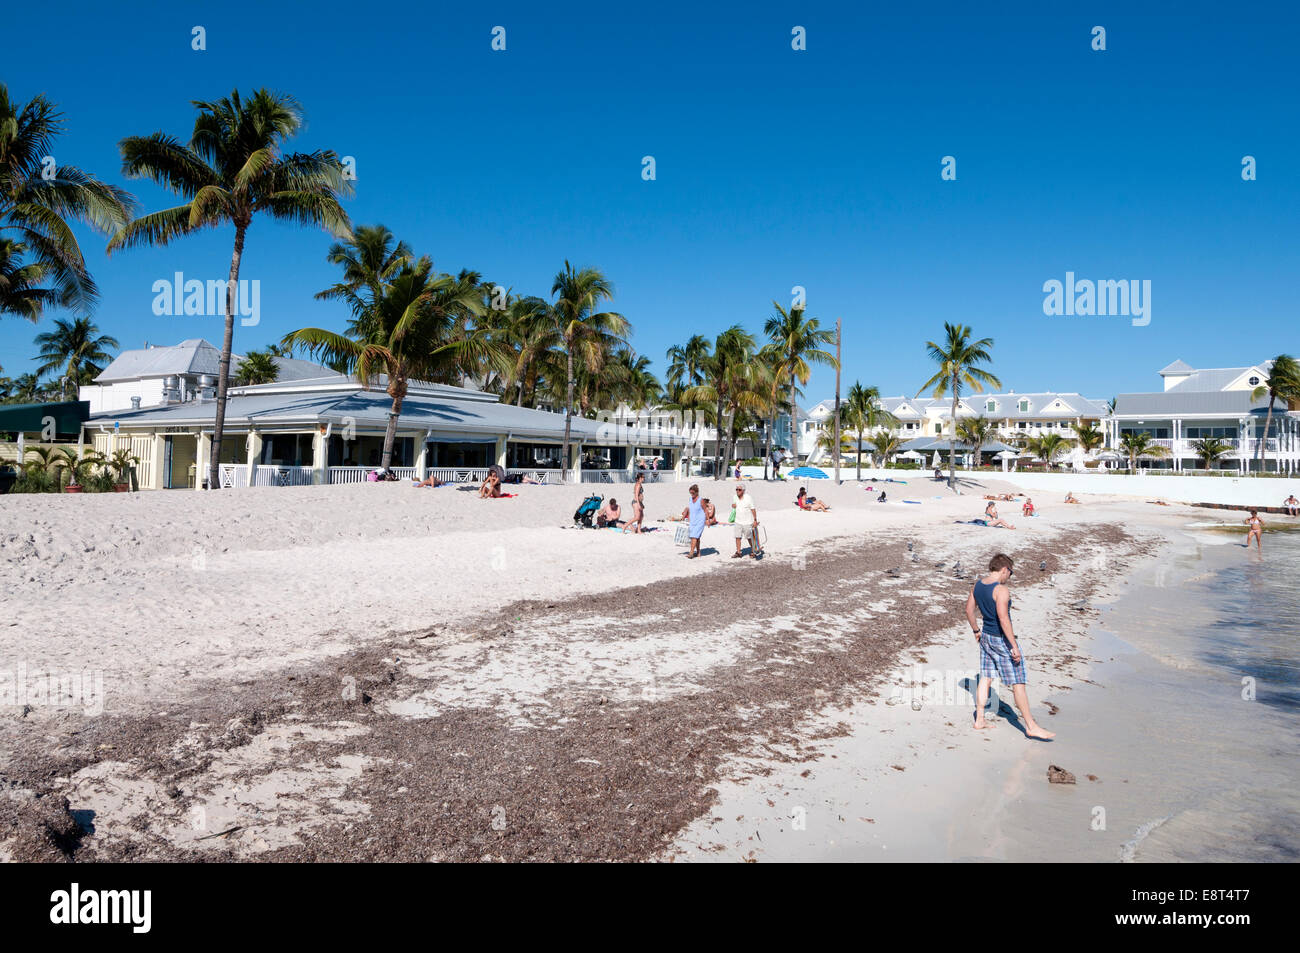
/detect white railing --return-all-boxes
[579,469,670,484]
[328,465,418,484]
[252,465,315,487]
[507,468,561,485]
[218,464,244,488]
[423,467,491,485]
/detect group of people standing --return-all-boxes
[678,481,761,559]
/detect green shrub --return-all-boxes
[11,469,59,493]
[86,469,117,493]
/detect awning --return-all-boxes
[0,401,90,438]
[423,431,497,444]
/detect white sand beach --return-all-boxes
[1,476,1291,861]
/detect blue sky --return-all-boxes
[3,0,1297,404]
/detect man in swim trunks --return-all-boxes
[1284,495,1298,517]
[597,497,622,527]
[964,553,1055,740]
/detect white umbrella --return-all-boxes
[931,450,942,468]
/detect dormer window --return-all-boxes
[986,399,996,412]
[1018,399,1030,412]
[1248,376,1260,386]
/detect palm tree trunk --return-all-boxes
[764,410,774,480]
[209,224,247,491]
[561,344,574,482]
[948,393,958,488]
[714,397,724,480]
[381,380,406,469]
[1258,404,1275,475]
[856,427,863,481]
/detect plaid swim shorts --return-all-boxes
[979,631,1027,685]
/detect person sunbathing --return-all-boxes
[796,487,830,511]
[1022,498,1036,516]
[596,498,622,527]
[984,493,1016,502]
[984,502,1016,529]
[701,498,719,526]
[413,474,446,487]
[1064,492,1080,504]
[479,473,502,498]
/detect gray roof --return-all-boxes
[95,339,336,384]
[89,386,685,446]
[1159,359,1195,376]
[901,437,1020,453]
[1165,364,1270,394]
[1113,390,1290,417]
[880,392,1106,419]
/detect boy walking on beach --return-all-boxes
[964,554,1055,740]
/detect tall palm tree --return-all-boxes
[1190,437,1232,470]
[1118,431,1171,473]
[665,334,711,398]
[685,326,767,479]
[111,88,353,490]
[843,382,897,480]
[662,338,715,476]
[955,414,996,468]
[1250,354,1300,474]
[0,237,58,321]
[284,257,494,468]
[314,224,412,336]
[765,302,837,473]
[33,316,119,397]
[0,83,134,317]
[234,349,279,385]
[550,262,629,481]
[917,323,1001,489]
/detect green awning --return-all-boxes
[0,401,90,437]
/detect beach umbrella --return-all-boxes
[789,465,829,479]
[488,464,506,481]
[931,451,942,468]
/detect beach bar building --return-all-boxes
[81,365,686,490]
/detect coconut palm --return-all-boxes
[284,257,495,468]
[111,88,353,491]
[843,382,897,480]
[869,429,901,466]
[52,446,104,489]
[1118,431,1171,472]
[234,349,279,385]
[955,415,996,468]
[1250,354,1300,474]
[1025,433,1071,468]
[1190,437,1233,470]
[550,262,629,481]
[33,316,119,397]
[1071,422,1105,455]
[685,326,767,479]
[0,83,134,317]
[917,323,1001,489]
[665,334,711,399]
[765,303,838,471]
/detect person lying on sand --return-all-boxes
[1284,495,1299,517]
[1064,492,1080,504]
[596,498,622,528]
[412,474,445,487]
[984,502,1015,529]
[984,493,1016,502]
[1245,509,1263,553]
[1022,498,1036,516]
[964,553,1055,740]
[795,487,830,511]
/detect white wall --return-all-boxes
[79,379,168,414]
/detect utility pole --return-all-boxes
[833,317,842,484]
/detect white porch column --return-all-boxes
[246,429,262,485]
[149,431,166,490]
[494,434,508,469]
[195,432,211,490]
[312,428,328,485]
[1173,420,1180,472]
[569,441,582,485]
[416,431,429,481]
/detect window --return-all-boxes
[1248,376,1260,386]
[934,423,942,434]
[986,399,996,412]
[1018,399,1030,412]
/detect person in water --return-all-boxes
[964,553,1055,740]
[678,484,706,558]
[1244,509,1264,553]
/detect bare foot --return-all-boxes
[972,717,990,730]
[1025,724,1056,740]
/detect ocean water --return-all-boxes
[1001,526,1300,862]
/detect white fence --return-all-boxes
[579,470,670,484]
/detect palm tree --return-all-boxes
[665,334,711,398]
[235,349,280,385]
[1118,431,1171,472]
[869,429,901,467]
[285,257,494,468]
[1025,433,1071,469]
[0,83,134,317]
[917,323,1001,489]
[1191,437,1233,470]
[33,316,118,397]
[843,382,897,480]
[550,262,629,481]
[111,88,353,491]
[685,326,767,479]
[1250,354,1300,474]
[1071,422,1104,455]
[955,415,995,468]
[765,303,837,474]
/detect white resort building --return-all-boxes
[78,340,686,490]
[1108,359,1300,473]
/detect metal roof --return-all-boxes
[1112,390,1291,417]
[880,392,1106,419]
[1158,359,1195,376]
[95,339,336,384]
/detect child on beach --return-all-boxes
[1245,509,1264,553]
[964,554,1055,740]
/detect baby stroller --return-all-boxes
[574,494,603,528]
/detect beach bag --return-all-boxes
[573,494,603,527]
[728,505,736,523]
